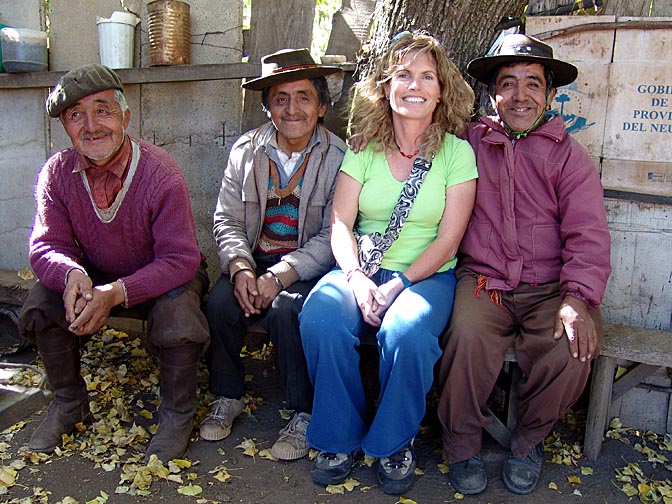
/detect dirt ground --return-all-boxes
[0,324,665,504]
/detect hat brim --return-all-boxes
[242,66,341,91]
[467,54,578,88]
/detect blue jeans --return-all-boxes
[300,267,457,458]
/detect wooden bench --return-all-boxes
[485,323,672,459]
[584,323,672,460]
[4,269,669,460]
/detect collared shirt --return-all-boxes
[265,129,320,188]
[72,135,132,209]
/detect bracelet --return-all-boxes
[267,270,285,289]
[116,279,129,308]
[392,271,412,288]
[345,267,364,281]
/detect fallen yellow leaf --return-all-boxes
[177,483,202,496]
[567,475,582,484]
[258,449,277,461]
[17,268,35,280]
[0,467,17,486]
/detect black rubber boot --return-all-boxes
[29,330,89,452]
[144,344,201,463]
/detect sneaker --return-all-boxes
[311,451,354,485]
[502,442,544,495]
[448,454,487,495]
[199,396,244,441]
[270,412,311,460]
[377,443,416,495]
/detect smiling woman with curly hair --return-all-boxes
[299,30,478,496]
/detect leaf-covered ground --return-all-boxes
[1,324,671,503]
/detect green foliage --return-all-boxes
[311,0,342,59]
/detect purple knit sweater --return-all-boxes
[29,137,202,307]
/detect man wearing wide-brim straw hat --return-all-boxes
[436,34,612,495]
[200,48,346,461]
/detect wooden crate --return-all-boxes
[527,15,616,62]
[603,198,671,330]
[613,17,672,61]
[552,61,610,158]
[602,159,672,196]
[602,61,672,164]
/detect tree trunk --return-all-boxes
[362,0,527,79]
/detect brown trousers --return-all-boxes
[437,267,601,462]
[19,264,210,355]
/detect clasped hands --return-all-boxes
[63,269,124,336]
[348,270,403,327]
[233,270,283,317]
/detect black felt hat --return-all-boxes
[242,48,340,91]
[467,34,578,87]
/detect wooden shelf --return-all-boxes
[0,62,262,89]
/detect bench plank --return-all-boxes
[0,269,35,306]
[600,324,672,368]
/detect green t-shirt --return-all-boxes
[341,134,477,272]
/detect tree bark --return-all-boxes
[361,0,527,80]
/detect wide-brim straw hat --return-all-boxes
[242,48,341,91]
[467,33,578,87]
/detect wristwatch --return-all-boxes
[392,271,412,288]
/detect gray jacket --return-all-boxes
[213,122,346,286]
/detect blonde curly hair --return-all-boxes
[348,31,475,159]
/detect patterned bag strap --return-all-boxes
[380,156,432,247]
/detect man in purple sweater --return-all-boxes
[18,64,209,463]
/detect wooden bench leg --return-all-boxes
[584,355,615,460]
[484,359,519,449]
[485,408,512,448]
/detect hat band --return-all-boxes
[270,63,322,74]
[506,44,551,58]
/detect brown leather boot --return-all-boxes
[29,330,89,452]
[144,344,201,463]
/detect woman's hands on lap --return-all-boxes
[348,270,387,327]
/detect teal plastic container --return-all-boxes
[0,24,5,72]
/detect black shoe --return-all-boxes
[311,451,354,485]
[377,443,416,495]
[502,442,544,495]
[448,454,487,495]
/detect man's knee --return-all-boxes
[18,283,68,344]
[204,274,242,323]
[148,287,209,349]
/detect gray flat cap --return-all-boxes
[46,64,124,118]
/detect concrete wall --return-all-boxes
[0,0,47,271]
[0,0,243,280]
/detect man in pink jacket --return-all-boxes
[438,35,611,495]
[18,64,209,463]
